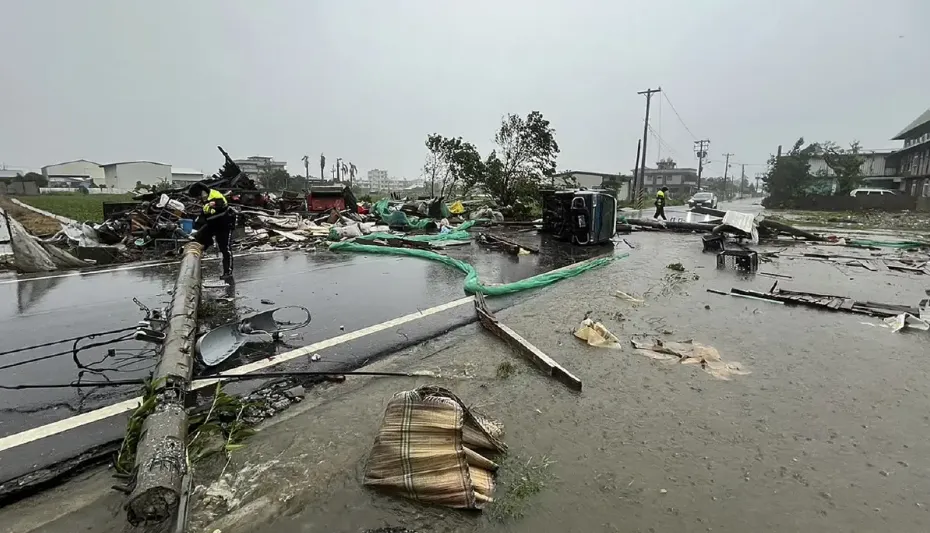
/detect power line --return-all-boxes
[662,92,697,139]
[646,124,680,159]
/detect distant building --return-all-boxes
[886,108,930,196]
[551,171,631,199]
[808,149,900,190]
[367,169,389,190]
[638,160,698,197]
[47,176,94,189]
[102,161,171,190]
[171,167,205,187]
[42,159,105,185]
[234,156,287,176]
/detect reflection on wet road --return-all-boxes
[0,235,610,482]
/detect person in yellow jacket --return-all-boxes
[654,186,669,220]
[189,182,236,281]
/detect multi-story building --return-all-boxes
[887,108,930,196]
[638,160,698,197]
[367,169,388,190]
[808,149,900,190]
[233,156,287,177]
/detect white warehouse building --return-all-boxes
[41,159,105,184]
[102,161,171,190]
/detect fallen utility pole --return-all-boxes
[126,242,203,525]
[474,293,582,391]
[690,205,826,241]
[626,218,718,232]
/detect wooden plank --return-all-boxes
[474,293,582,392]
[840,298,856,311]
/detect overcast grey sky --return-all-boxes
[2,0,928,180]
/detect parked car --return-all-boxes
[849,188,897,197]
[688,191,718,209]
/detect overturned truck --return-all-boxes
[540,189,617,245]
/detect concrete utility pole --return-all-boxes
[127,242,203,525]
[694,139,709,191]
[637,87,661,208]
[336,158,342,182]
[739,164,746,199]
[631,139,642,202]
[721,153,734,200]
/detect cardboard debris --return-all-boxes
[631,338,750,380]
[574,318,622,349]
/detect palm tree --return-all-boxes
[319,154,326,183]
[301,155,309,179]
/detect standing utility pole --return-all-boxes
[739,164,746,199]
[721,153,734,200]
[637,87,661,208]
[630,139,642,202]
[694,139,709,191]
[335,158,343,182]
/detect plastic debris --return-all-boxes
[631,338,750,380]
[883,313,930,333]
[614,290,645,305]
[574,318,622,349]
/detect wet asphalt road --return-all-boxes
[0,232,607,483]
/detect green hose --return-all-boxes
[330,238,622,296]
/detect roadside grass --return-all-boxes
[766,209,930,232]
[16,193,134,223]
[488,455,555,522]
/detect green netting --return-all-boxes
[847,239,927,249]
[329,239,622,296]
[372,198,450,230]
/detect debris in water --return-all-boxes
[614,290,645,305]
[631,338,750,380]
[667,262,685,272]
[574,318,622,349]
[883,313,930,333]
[260,299,275,305]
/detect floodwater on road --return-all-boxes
[0,235,606,483]
[225,229,930,533]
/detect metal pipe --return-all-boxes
[126,242,202,525]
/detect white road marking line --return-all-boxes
[0,295,474,453]
[0,250,279,286]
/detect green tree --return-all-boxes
[15,171,48,187]
[482,111,559,206]
[762,137,817,205]
[819,140,865,195]
[259,168,292,191]
[423,133,485,198]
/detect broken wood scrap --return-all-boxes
[476,232,539,254]
[365,237,435,251]
[473,293,582,391]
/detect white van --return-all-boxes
[849,188,897,197]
